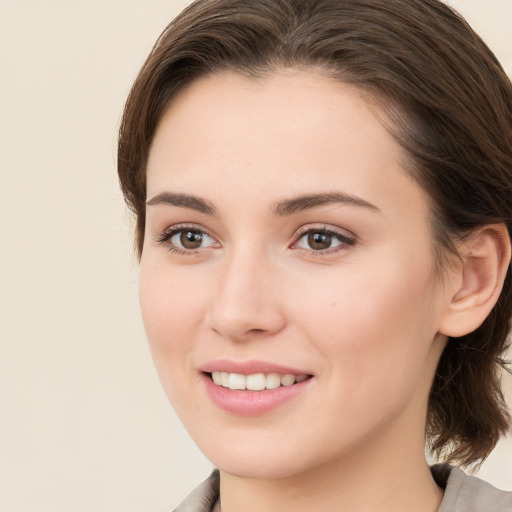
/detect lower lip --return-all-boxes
[201,373,312,416]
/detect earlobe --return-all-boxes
[439,224,511,338]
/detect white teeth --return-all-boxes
[280,374,295,386]
[211,371,309,390]
[246,373,266,391]
[265,373,281,389]
[228,373,246,390]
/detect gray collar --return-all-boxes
[174,466,512,512]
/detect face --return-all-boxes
[140,70,452,479]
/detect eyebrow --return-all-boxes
[146,192,218,216]
[273,192,380,216]
[146,191,380,217]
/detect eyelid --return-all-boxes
[155,223,220,254]
[290,224,356,253]
[154,222,355,256]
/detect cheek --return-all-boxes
[139,258,207,336]
[288,255,439,403]
[138,261,208,395]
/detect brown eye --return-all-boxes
[164,228,216,252]
[179,230,204,249]
[294,228,355,253]
[307,232,332,250]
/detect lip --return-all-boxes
[199,359,313,416]
[200,359,310,376]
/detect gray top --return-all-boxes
[432,464,512,512]
[173,470,220,512]
[173,465,512,512]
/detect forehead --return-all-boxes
[146,69,427,222]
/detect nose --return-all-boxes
[205,250,286,342]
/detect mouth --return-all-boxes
[202,370,313,415]
[199,360,314,414]
[207,371,311,391]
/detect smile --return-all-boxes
[201,363,314,415]
[210,371,310,391]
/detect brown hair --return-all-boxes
[118,0,512,467]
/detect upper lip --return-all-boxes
[199,359,311,376]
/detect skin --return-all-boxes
[139,70,462,512]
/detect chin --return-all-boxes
[193,430,333,481]
[214,455,307,480]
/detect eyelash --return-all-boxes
[155,224,218,256]
[291,226,356,255]
[155,224,356,256]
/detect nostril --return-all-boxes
[247,328,265,335]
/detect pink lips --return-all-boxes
[200,359,313,416]
[200,359,309,376]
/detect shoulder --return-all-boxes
[171,470,220,512]
[432,464,512,512]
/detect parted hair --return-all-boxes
[118,0,512,467]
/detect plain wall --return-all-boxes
[0,1,511,510]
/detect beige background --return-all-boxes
[0,1,511,511]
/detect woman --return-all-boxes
[117,0,512,510]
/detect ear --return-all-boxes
[439,224,511,338]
